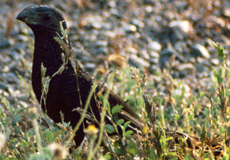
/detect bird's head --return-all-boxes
[17,5,66,35]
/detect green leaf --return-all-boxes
[116,119,124,126]
[42,129,55,143]
[165,136,173,142]
[105,124,115,134]
[125,130,133,137]
[112,105,123,114]
[136,97,143,106]
[104,155,111,160]
[123,121,131,130]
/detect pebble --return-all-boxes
[4,73,20,84]
[177,63,195,78]
[92,22,102,29]
[148,41,162,52]
[127,47,138,54]
[94,41,108,48]
[131,19,145,29]
[210,58,219,66]
[123,24,137,33]
[139,49,150,60]
[169,20,193,40]
[174,41,188,54]
[169,20,192,34]
[0,38,10,49]
[145,5,153,13]
[223,8,230,17]
[149,65,158,74]
[222,1,230,17]
[148,51,159,58]
[85,63,96,71]
[159,48,176,69]
[161,48,175,57]
[0,82,9,92]
[191,44,210,59]
[95,47,109,55]
[129,54,150,68]
[110,8,121,18]
[108,0,116,8]
[18,35,29,42]
[150,58,159,64]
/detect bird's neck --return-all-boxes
[32,31,64,101]
[34,32,64,74]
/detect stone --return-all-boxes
[177,63,195,78]
[169,20,193,41]
[148,50,159,58]
[148,41,162,52]
[139,49,150,60]
[129,54,150,68]
[191,44,210,59]
[85,63,96,71]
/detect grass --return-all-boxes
[1,42,230,159]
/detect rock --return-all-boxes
[110,8,121,18]
[149,65,158,74]
[159,48,176,69]
[174,41,188,54]
[191,44,210,59]
[104,31,116,38]
[149,58,159,64]
[222,1,230,17]
[169,20,193,41]
[95,47,109,55]
[129,54,150,68]
[92,22,101,29]
[0,38,10,49]
[94,41,108,48]
[210,58,219,66]
[123,24,137,33]
[145,5,153,13]
[81,56,91,63]
[2,66,10,73]
[169,20,192,35]
[131,19,145,29]
[101,22,112,30]
[148,51,159,58]
[0,82,9,92]
[85,63,96,72]
[18,35,29,42]
[7,72,21,84]
[194,62,209,73]
[161,48,175,57]
[127,47,138,54]
[108,0,116,8]
[139,49,150,60]
[177,63,195,78]
[148,41,162,52]
[223,8,230,17]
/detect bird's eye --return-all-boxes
[43,14,51,21]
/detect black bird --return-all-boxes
[16,5,144,146]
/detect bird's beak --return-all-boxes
[16,5,38,24]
